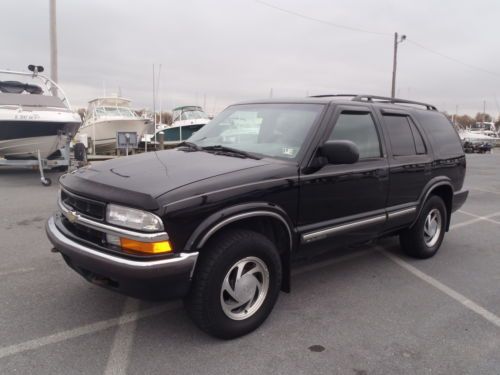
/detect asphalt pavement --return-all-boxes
[0,153,499,375]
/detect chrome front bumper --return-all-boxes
[46,215,198,300]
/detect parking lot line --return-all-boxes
[457,210,500,226]
[0,249,372,360]
[470,187,500,195]
[0,267,35,277]
[104,298,140,375]
[380,250,500,329]
[0,301,182,361]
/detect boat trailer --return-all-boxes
[0,135,72,186]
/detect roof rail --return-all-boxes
[309,94,437,111]
[351,95,437,110]
[309,94,359,98]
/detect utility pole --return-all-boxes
[49,0,58,94]
[391,32,406,99]
[155,64,161,146]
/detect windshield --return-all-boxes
[173,108,208,121]
[181,110,208,120]
[189,103,324,160]
[95,107,137,118]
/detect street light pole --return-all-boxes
[391,32,406,99]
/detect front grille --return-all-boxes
[62,218,105,246]
[61,189,106,220]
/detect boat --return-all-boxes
[459,122,500,147]
[0,66,81,160]
[79,96,149,154]
[163,105,210,144]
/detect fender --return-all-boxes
[184,202,296,252]
[185,202,296,293]
[411,176,454,228]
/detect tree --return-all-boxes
[454,114,475,129]
[156,111,172,125]
[474,112,492,123]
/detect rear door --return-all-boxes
[298,105,390,245]
[375,108,432,227]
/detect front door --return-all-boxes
[298,105,390,245]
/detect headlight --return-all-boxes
[106,204,164,232]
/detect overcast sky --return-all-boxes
[3,0,500,116]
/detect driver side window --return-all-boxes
[329,112,381,159]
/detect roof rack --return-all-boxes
[309,94,437,111]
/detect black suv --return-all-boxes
[46,95,468,339]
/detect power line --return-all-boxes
[406,40,500,78]
[254,0,390,36]
[253,0,500,79]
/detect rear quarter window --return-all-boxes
[413,111,463,157]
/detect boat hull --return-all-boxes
[0,120,80,159]
[80,118,148,154]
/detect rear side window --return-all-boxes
[382,115,426,156]
[410,119,427,154]
[329,112,381,159]
[414,111,463,157]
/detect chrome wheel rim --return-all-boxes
[220,256,269,321]
[424,208,442,248]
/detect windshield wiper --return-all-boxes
[177,141,202,151]
[201,145,261,160]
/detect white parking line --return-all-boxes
[104,299,140,375]
[0,267,35,277]
[0,250,371,360]
[381,250,500,329]
[470,187,500,195]
[457,210,500,226]
[0,301,181,360]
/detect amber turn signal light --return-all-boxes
[120,238,172,254]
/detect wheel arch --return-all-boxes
[414,178,454,231]
[185,202,296,292]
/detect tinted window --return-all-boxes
[409,118,426,154]
[329,112,381,159]
[414,111,463,157]
[383,115,418,156]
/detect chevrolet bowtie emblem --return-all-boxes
[66,210,78,223]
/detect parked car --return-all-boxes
[46,95,468,339]
[463,140,492,154]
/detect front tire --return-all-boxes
[400,195,447,259]
[185,229,282,339]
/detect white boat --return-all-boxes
[0,66,81,160]
[80,97,148,153]
[459,122,500,146]
[164,106,210,144]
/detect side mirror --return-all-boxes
[320,140,359,164]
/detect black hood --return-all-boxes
[60,149,272,210]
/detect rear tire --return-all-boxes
[185,229,282,339]
[400,195,447,259]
